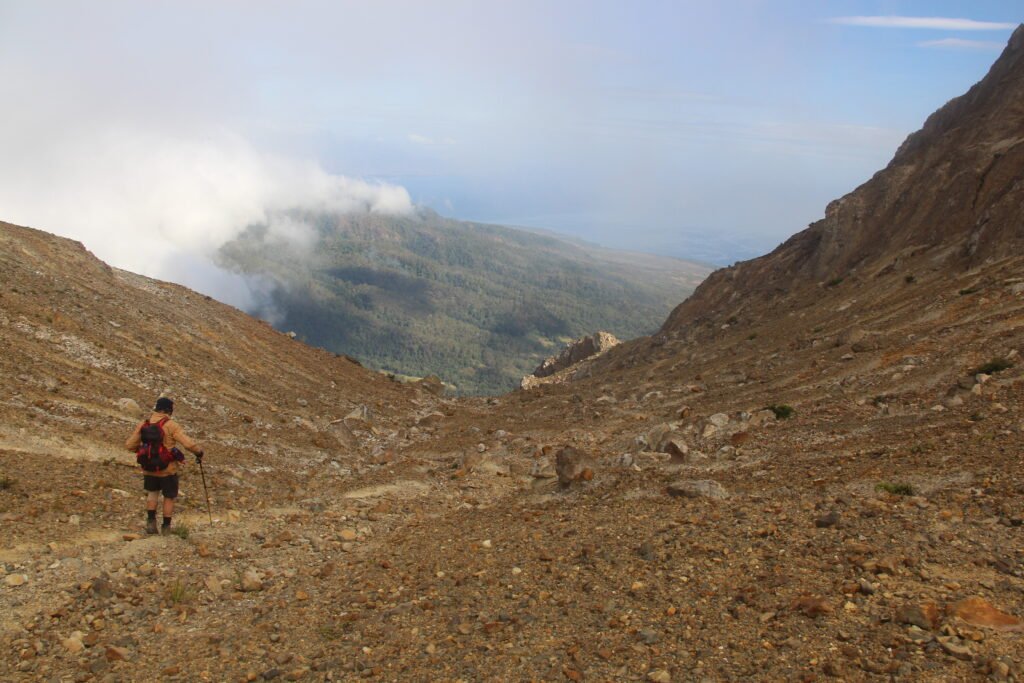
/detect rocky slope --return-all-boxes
[656,24,1024,341]
[2,26,1024,683]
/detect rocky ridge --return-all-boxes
[520,331,620,390]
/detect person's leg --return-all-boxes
[144,477,160,534]
[161,475,179,532]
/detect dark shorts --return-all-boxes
[143,474,179,499]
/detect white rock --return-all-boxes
[4,573,27,587]
[612,453,634,468]
[62,636,84,653]
[344,405,370,423]
[708,413,730,428]
[205,576,223,595]
[115,398,142,416]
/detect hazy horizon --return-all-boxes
[0,1,1020,305]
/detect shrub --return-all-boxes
[826,278,844,288]
[168,580,192,604]
[958,286,979,295]
[972,358,1013,375]
[170,523,190,540]
[767,404,795,420]
[904,274,916,284]
[876,482,914,496]
[0,474,13,490]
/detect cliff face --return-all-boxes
[660,24,1024,336]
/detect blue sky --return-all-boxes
[0,1,1019,299]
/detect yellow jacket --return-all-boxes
[125,412,201,476]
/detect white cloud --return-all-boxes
[917,38,1005,50]
[0,126,413,309]
[829,16,1017,31]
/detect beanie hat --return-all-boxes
[154,397,174,414]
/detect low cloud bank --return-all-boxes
[0,126,412,311]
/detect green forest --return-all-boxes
[219,209,709,395]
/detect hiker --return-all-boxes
[125,397,203,535]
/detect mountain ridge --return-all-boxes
[652,24,1024,341]
[218,208,710,394]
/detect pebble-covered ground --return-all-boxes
[3,206,1024,682]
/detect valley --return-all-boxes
[1,22,1024,683]
[219,209,709,395]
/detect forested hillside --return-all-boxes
[219,209,709,394]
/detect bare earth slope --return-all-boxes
[2,26,1024,683]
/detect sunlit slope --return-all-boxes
[219,209,710,394]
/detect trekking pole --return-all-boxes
[198,458,213,525]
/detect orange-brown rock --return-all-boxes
[950,597,1024,632]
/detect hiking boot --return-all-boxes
[161,525,171,536]
[145,518,158,535]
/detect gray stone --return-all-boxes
[815,511,841,528]
[637,628,660,644]
[666,479,728,500]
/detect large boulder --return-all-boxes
[115,398,142,417]
[555,447,595,487]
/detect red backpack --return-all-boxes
[136,418,173,472]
